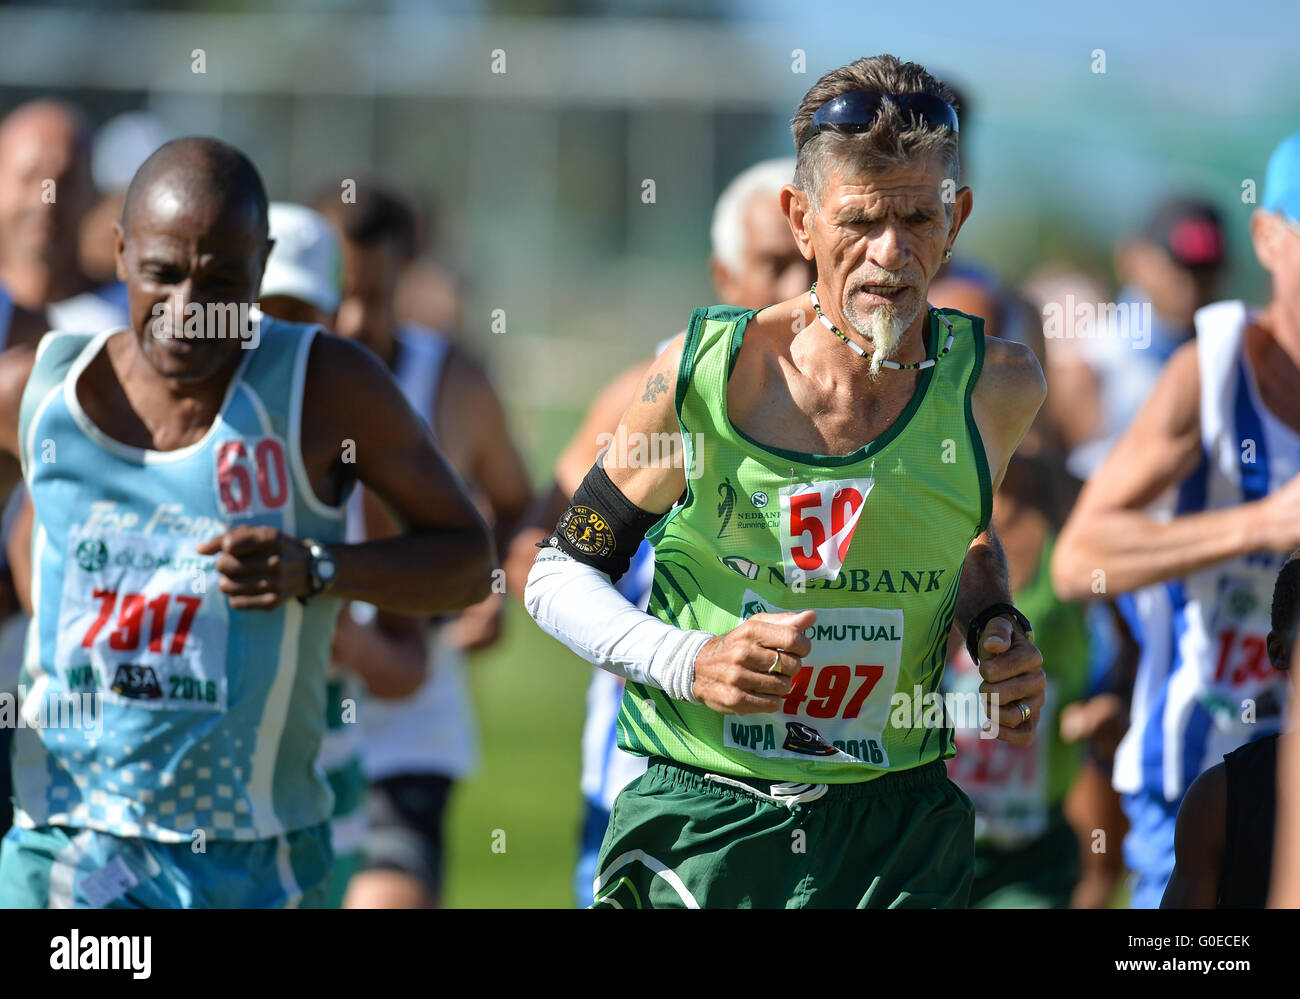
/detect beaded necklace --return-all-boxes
[809,282,954,371]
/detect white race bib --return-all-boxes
[54,528,229,712]
[1202,568,1289,727]
[722,589,902,766]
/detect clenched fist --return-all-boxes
[197,525,313,611]
[692,610,816,715]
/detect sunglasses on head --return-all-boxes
[800,90,959,150]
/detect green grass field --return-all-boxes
[442,598,593,908]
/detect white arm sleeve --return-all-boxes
[524,545,711,703]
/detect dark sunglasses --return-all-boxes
[800,90,959,149]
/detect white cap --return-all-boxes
[93,111,169,193]
[261,203,341,315]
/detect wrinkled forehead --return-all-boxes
[819,152,953,211]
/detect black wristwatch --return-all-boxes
[301,538,337,600]
[965,602,1033,665]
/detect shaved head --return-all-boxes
[113,136,272,383]
[121,136,268,241]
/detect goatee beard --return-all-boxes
[843,296,923,377]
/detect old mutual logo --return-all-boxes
[716,477,737,538]
[76,539,108,572]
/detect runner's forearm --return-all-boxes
[953,527,1011,638]
[1053,503,1264,601]
[524,544,709,701]
[326,527,494,615]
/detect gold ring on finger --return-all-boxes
[769,650,783,675]
[1018,702,1031,724]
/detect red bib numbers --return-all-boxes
[722,590,902,767]
[781,663,884,719]
[216,436,289,517]
[779,477,874,582]
[82,589,202,656]
[55,529,230,712]
[1205,573,1287,701]
[1212,628,1274,687]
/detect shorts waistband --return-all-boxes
[645,757,949,804]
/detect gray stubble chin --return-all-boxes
[843,287,919,365]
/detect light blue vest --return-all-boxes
[11,319,348,842]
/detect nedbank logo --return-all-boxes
[76,539,108,572]
[716,477,737,537]
[742,598,768,619]
[765,564,946,594]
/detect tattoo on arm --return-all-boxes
[642,372,669,403]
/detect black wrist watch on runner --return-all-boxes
[299,538,337,602]
[964,602,1033,665]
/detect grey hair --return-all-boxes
[791,55,959,211]
[710,157,797,275]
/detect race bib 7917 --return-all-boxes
[54,528,229,712]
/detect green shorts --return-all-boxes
[0,822,332,909]
[592,757,974,909]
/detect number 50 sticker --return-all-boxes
[779,477,875,582]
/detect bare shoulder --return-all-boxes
[301,329,406,445]
[304,327,392,396]
[0,339,40,392]
[971,336,1046,443]
[1182,758,1227,816]
[976,335,1047,406]
[1175,759,1227,857]
[0,341,39,411]
[0,340,39,458]
[437,343,498,412]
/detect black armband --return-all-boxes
[541,462,662,583]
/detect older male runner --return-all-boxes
[507,157,814,907]
[1054,132,1300,908]
[0,137,491,908]
[526,54,1047,909]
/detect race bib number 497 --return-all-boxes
[54,528,229,712]
[722,590,902,767]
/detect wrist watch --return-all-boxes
[964,602,1033,665]
[301,538,337,599]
